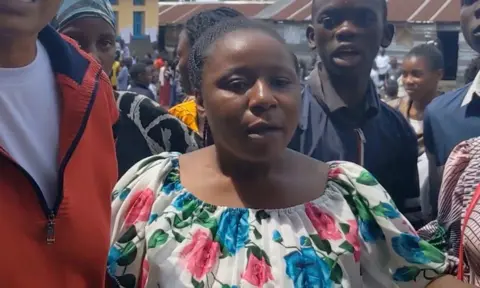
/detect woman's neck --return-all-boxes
[213,146,283,182]
[0,36,37,68]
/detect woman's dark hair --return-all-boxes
[184,7,244,48]
[464,55,480,84]
[405,44,444,71]
[187,17,299,146]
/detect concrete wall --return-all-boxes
[112,0,158,43]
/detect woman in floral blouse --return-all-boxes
[107,18,470,288]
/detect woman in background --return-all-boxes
[399,44,444,221]
[56,0,200,177]
[169,7,244,135]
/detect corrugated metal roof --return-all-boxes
[261,0,460,23]
[158,2,271,25]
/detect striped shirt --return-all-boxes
[419,137,480,284]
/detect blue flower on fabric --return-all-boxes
[148,213,159,224]
[392,233,430,264]
[161,173,182,195]
[359,220,385,242]
[216,209,250,254]
[107,246,122,274]
[284,247,332,288]
[272,230,283,243]
[380,203,400,218]
[172,192,196,210]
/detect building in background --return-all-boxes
[158,0,472,85]
[110,0,159,44]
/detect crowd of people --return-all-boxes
[2,0,480,287]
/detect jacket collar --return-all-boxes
[307,62,380,119]
[38,25,91,85]
[37,25,104,166]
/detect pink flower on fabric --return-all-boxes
[305,203,342,240]
[328,167,343,179]
[180,229,220,280]
[124,189,155,227]
[345,220,361,262]
[139,259,149,288]
[242,253,274,287]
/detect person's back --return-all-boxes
[0,1,118,287]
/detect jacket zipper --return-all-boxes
[354,128,366,166]
[0,157,58,244]
[0,70,101,244]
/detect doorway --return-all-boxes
[437,31,459,80]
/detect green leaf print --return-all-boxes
[117,241,137,266]
[352,194,373,221]
[253,227,262,240]
[172,230,185,243]
[393,266,421,282]
[248,246,263,261]
[419,240,446,264]
[255,210,271,224]
[118,188,131,201]
[221,285,231,288]
[339,241,355,253]
[330,262,343,284]
[181,200,198,220]
[191,278,205,288]
[174,214,190,229]
[205,204,217,213]
[148,229,169,248]
[310,234,332,254]
[356,170,378,186]
[220,244,231,259]
[197,210,210,222]
[118,226,137,243]
[340,223,350,234]
[324,257,335,268]
[262,250,272,266]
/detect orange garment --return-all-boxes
[0,28,118,287]
[169,99,198,133]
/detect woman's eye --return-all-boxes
[228,79,249,93]
[271,77,291,88]
[319,16,336,30]
[100,40,113,49]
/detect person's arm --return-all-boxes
[393,120,423,228]
[109,155,175,286]
[424,109,442,218]
[336,162,456,287]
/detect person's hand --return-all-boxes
[427,275,477,287]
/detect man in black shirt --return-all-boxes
[289,0,422,227]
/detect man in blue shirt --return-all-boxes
[424,1,480,218]
[289,0,422,226]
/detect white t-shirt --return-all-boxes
[0,41,60,209]
[409,118,423,135]
[375,55,390,75]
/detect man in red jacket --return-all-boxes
[0,1,118,287]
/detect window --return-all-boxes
[133,0,145,5]
[109,0,118,4]
[133,11,145,38]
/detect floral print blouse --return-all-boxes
[108,153,451,288]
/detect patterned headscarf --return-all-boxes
[56,0,115,31]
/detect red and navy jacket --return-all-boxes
[0,25,118,287]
